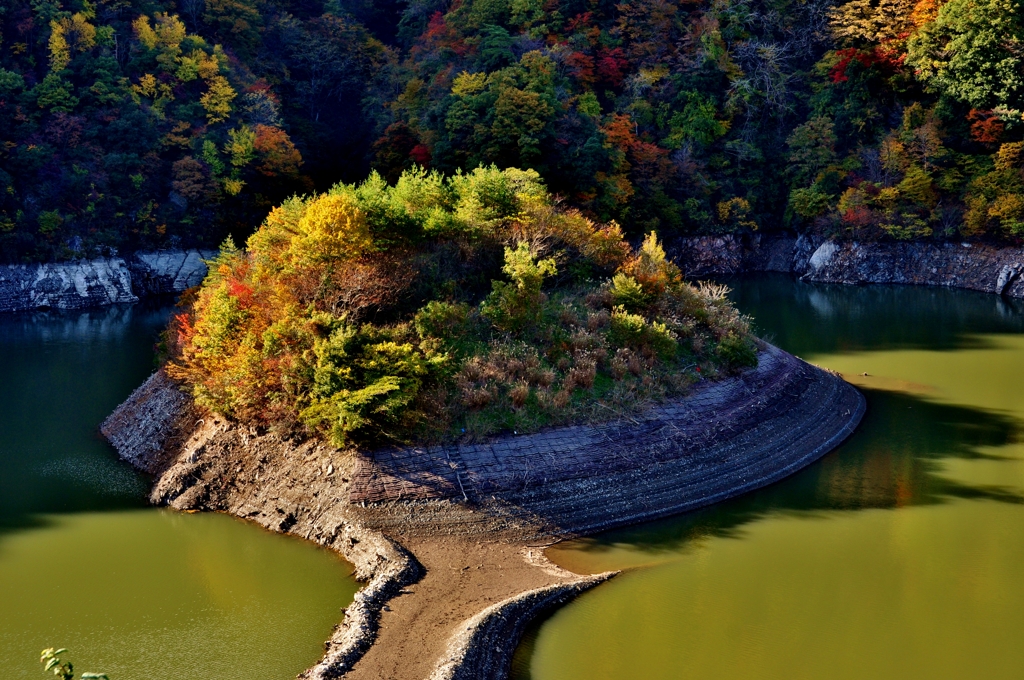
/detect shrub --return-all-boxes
[716,332,759,371]
[608,307,678,360]
[609,273,652,312]
[40,647,108,680]
[880,213,933,239]
[789,187,833,219]
[300,323,439,446]
[619,232,680,296]
[414,301,471,342]
[480,243,557,333]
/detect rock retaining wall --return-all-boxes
[101,369,424,680]
[670,233,1024,297]
[353,343,865,538]
[102,346,864,680]
[0,249,212,313]
[427,575,614,680]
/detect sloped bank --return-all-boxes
[671,233,1024,297]
[0,249,212,313]
[102,343,864,680]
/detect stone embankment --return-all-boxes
[671,233,1024,297]
[103,342,863,680]
[8,235,1024,313]
[0,249,212,313]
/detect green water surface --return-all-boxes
[513,276,1024,680]
[0,305,359,678]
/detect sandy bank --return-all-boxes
[102,343,863,679]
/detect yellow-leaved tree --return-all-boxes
[200,75,236,124]
[48,14,96,71]
[291,193,374,266]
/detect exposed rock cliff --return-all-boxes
[670,234,1024,297]
[800,240,1024,296]
[0,249,212,313]
[0,258,137,313]
[127,250,214,297]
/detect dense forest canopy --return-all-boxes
[0,0,1022,262]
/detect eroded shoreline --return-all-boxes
[102,343,864,679]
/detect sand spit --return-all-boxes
[102,343,864,679]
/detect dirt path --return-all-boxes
[101,343,864,680]
[343,538,579,680]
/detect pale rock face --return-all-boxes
[0,258,138,313]
[128,249,214,296]
[0,249,213,313]
[995,264,1022,295]
[670,233,1024,299]
[807,241,839,271]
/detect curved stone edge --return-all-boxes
[101,369,424,680]
[354,347,867,542]
[428,572,616,680]
[529,364,867,538]
[302,529,424,680]
[102,352,865,680]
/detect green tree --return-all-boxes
[478,24,513,69]
[481,242,557,333]
[32,74,79,112]
[907,0,1024,111]
[787,116,839,186]
[203,0,263,59]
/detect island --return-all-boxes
[101,166,864,680]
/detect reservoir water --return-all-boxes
[514,275,1024,680]
[0,305,359,678]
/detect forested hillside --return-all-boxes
[1,0,1021,261]
[0,0,389,260]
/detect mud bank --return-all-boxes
[671,233,1024,297]
[0,249,212,313]
[102,344,863,679]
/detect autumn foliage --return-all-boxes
[4,0,1023,263]
[168,166,757,449]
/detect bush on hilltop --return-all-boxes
[167,166,757,448]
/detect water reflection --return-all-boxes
[563,388,1024,560]
[513,275,1024,680]
[0,304,166,536]
[0,304,359,678]
[0,304,150,345]
[727,275,1024,354]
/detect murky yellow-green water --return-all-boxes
[513,276,1024,680]
[0,306,359,678]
